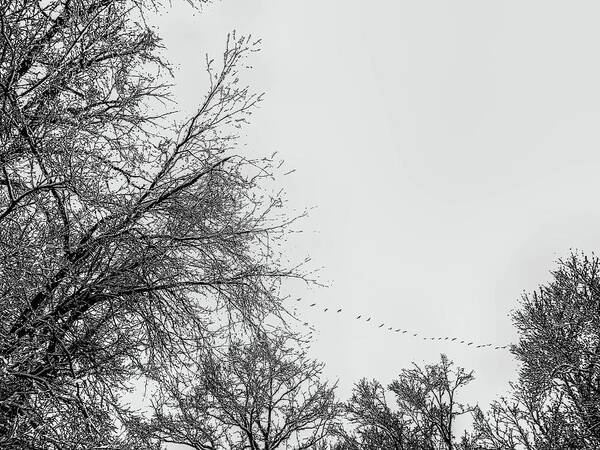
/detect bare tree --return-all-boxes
[473,252,600,449]
[148,331,339,450]
[389,354,475,450]
[335,378,421,450]
[0,0,304,446]
[472,387,580,450]
[337,355,475,450]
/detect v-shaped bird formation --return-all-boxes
[291,297,510,351]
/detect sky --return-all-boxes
[150,0,600,417]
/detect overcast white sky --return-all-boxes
[151,0,600,414]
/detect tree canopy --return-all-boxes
[0,0,302,446]
[148,331,339,450]
[337,355,474,450]
[473,253,600,449]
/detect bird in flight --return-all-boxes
[379,324,384,328]
[337,309,342,313]
[366,317,371,322]
[468,342,473,346]
[310,303,316,307]
[356,315,362,319]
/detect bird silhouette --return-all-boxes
[310,303,316,307]
[336,309,342,313]
[468,342,473,346]
[395,329,401,332]
[379,324,384,328]
[402,331,408,334]
[451,338,457,341]
[366,317,371,322]
[324,308,328,312]
[356,315,361,319]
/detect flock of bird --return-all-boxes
[292,297,511,351]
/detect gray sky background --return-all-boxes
[151,0,600,414]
